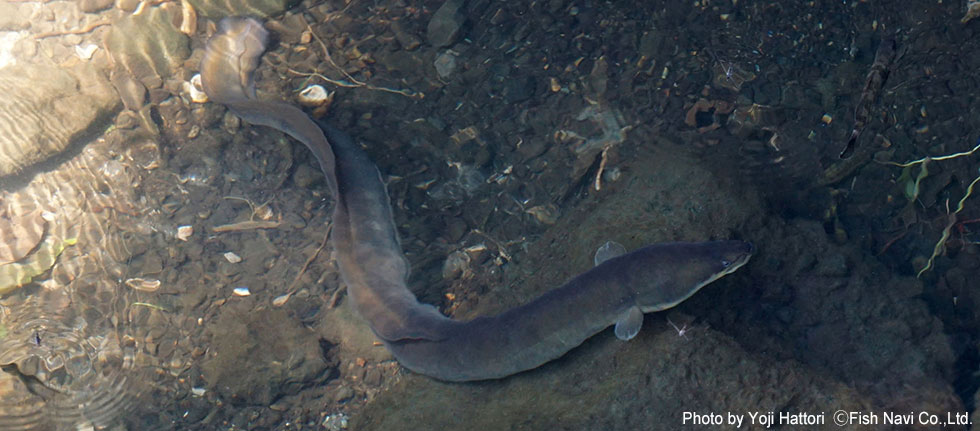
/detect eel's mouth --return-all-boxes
[709,241,754,284]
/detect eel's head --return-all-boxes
[200,17,268,104]
[633,240,754,312]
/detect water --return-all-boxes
[1,0,980,429]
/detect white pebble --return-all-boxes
[223,252,241,263]
[176,225,193,241]
[233,287,251,296]
[184,74,208,103]
[74,43,98,60]
[272,294,290,307]
[297,84,331,106]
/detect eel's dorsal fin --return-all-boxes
[593,240,627,266]
[614,305,643,341]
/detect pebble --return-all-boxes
[116,0,140,12]
[74,44,98,60]
[503,76,536,104]
[442,250,470,280]
[292,164,320,188]
[434,50,458,79]
[391,21,421,51]
[184,74,207,104]
[333,386,354,403]
[223,252,242,263]
[232,287,251,296]
[221,112,240,133]
[297,84,330,106]
[364,368,382,386]
[322,413,349,431]
[176,225,193,241]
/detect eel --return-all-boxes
[200,17,753,382]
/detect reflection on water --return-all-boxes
[0,131,170,429]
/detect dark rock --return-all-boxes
[427,0,467,48]
[201,306,330,405]
[292,163,321,188]
[502,75,535,104]
[517,135,548,160]
[391,21,421,51]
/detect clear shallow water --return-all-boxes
[1,0,980,429]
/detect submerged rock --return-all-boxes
[0,2,29,31]
[0,210,45,266]
[184,0,298,19]
[201,306,331,405]
[103,5,189,85]
[0,236,76,295]
[0,61,119,178]
[427,0,467,48]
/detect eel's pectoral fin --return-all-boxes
[594,240,627,266]
[614,305,643,341]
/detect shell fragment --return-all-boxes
[297,84,332,107]
[223,252,241,263]
[184,74,208,103]
[176,225,193,241]
[125,278,161,292]
[232,287,250,296]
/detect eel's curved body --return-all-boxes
[201,18,753,382]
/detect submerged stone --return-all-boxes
[184,0,298,19]
[104,5,189,85]
[0,61,119,177]
[427,0,466,47]
[201,306,331,405]
[0,236,77,295]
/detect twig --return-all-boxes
[287,225,331,293]
[34,20,110,39]
[287,68,422,99]
[132,302,168,312]
[212,219,280,232]
[327,285,346,309]
[307,22,364,87]
[595,146,610,191]
[275,226,332,307]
